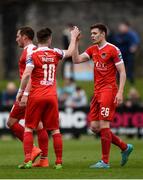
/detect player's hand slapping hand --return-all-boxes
[70,26,81,41]
[114,91,123,106]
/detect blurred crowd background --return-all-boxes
[0,0,143,108]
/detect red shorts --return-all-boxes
[25,95,59,130]
[9,101,26,120]
[88,89,117,122]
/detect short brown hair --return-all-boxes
[90,23,108,37]
[37,27,52,43]
[18,27,34,40]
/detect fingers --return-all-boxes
[71,26,81,41]
[114,97,123,106]
[71,26,80,34]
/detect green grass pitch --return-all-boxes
[0,135,142,179]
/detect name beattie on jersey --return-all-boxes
[42,57,54,62]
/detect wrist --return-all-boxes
[118,90,123,94]
[18,88,24,93]
[23,91,29,96]
[71,36,77,41]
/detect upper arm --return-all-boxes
[23,66,34,77]
[112,47,124,66]
[63,50,70,59]
[116,62,126,74]
[23,58,34,77]
[54,48,65,60]
[72,47,92,64]
[75,53,90,63]
[112,47,126,74]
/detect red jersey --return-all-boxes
[19,44,36,79]
[26,47,64,97]
[84,42,123,92]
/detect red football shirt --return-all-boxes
[19,44,36,79]
[84,42,123,92]
[26,47,64,97]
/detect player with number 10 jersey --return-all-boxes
[25,47,64,130]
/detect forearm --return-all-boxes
[66,37,77,57]
[72,41,81,64]
[118,71,126,93]
[19,74,30,91]
[24,78,31,93]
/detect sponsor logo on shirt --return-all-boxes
[95,62,107,71]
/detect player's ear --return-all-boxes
[23,34,28,40]
[101,32,105,38]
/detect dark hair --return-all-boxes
[90,23,108,37]
[37,27,52,43]
[18,27,34,40]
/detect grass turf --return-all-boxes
[0,136,142,179]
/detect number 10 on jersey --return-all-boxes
[41,64,55,85]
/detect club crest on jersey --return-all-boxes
[101,53,107,59]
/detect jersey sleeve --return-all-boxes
[26,56,34,68]
[83,46,93,59]
[112,47,124,66]
[26,45,36,61]
[54,48,65,60]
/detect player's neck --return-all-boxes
[38,43,50,48]
[24,40,33,48]
[97,40,107,48]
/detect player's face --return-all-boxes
[90,28,105,44]
[16,30,24,48]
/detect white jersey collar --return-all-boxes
[97,42,108,50]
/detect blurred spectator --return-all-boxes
[1,81,17,107]
[58,77,76,107]
[65,86,88,108]
[61,23,74,79]
[108,21,140,84]
[124,87,141,108]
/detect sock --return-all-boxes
[100,128,112,164]
[37,129,48,157]
[11,122,24,141]
[111,131,127,151]
[52,133,63,164]
[23,132,33,162]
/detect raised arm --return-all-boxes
[63,26,80,59]
[72,40,90,64]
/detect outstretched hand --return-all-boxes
[70,26,81,41]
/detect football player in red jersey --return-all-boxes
[16,26,80,169]
[72,23,133,168]
[7,27,48,164]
